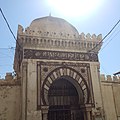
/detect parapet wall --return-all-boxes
[17,25,102,53]
[0,73,21,86]
[0,73,21,120]
[18,25,102,41]
[100,74,120,120]
[100,74,120,83]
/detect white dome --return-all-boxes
[29,16,79,38]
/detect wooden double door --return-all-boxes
[48,106,71,120]
[48,105,84,120]
[48,78,84,120]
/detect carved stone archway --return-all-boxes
[41,67,91,120]
[36,62,94,120]
[42,67,90,106]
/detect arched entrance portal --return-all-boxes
[48,78,84,120]
[41,67,91,120]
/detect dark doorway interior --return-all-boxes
[48,78,84,120]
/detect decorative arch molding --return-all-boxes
[41,66,90,105]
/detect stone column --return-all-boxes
[83,111,91,120]
[83,112,87,120]
[42,106,49,120]
[81,104,92,120]
[86,111,91,120]
[42,110,48,120]
[21,61,28,120]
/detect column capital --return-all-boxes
[80,104,93,111]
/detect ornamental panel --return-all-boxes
[24,49,98,62]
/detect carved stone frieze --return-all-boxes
[24,49,98,62]
[19,35,102,52]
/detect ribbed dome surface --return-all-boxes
[29,16,79,37]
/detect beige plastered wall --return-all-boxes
[21,59,42,120]
[0,82,21,120]
[101,77,120,120]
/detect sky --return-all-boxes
[0,0,120,78]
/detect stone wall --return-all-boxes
[100,74,120,120]
[0,73,21,120]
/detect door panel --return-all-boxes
[48,78,84,120]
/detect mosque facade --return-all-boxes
[0,16,120,120]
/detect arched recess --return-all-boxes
[41,67,90,106]
[48,78,79,106]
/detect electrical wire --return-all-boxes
[0,47,15,49]
[0,8,120,78]
[0,8,22,50]
[100,28,120,52]
[0,47,15,60]
[0,8,16,41]
[101,23,120,45]
[88,19,120,53]
[99,25,120,75]
[0,8,23,78]
[100,65,108,75]
[0,64,13,66]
